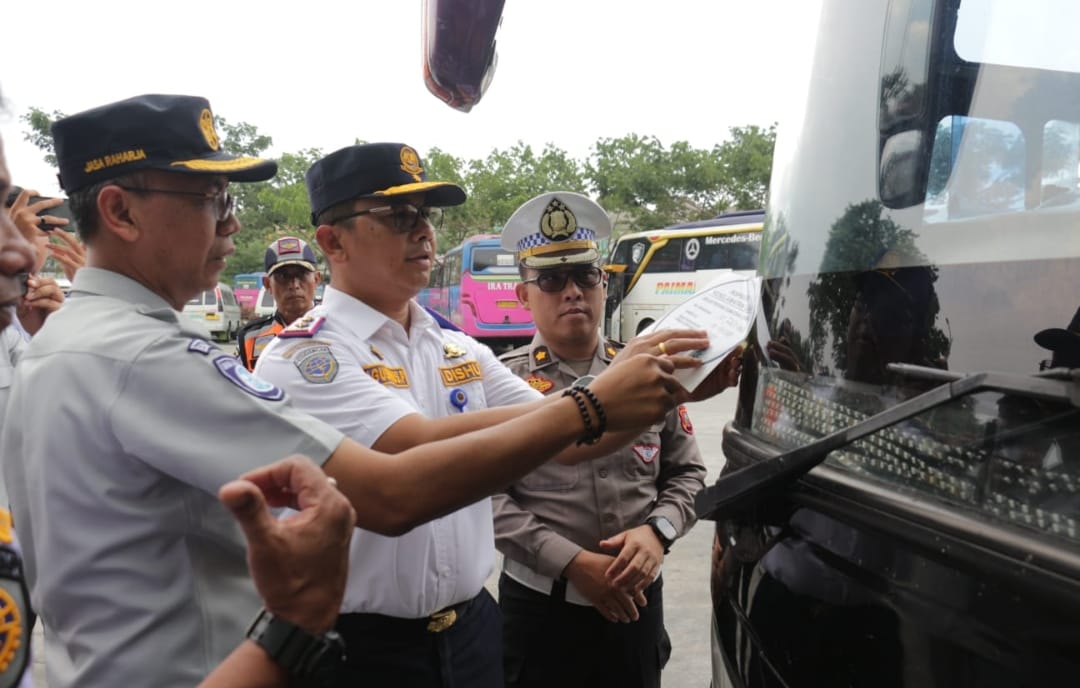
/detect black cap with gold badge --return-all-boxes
[51,94,277,192]
[305,143,466,226]
[500,191,612,269]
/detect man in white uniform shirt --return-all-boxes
[255,143,721,687]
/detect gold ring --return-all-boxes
[657,342,667,355]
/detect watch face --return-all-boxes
[653,517,677,541]
[572,375,596,389]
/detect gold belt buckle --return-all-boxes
[426,608,458,633]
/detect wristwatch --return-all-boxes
[246,607,346,682]
[571,374,596,389]
[646,516,678,554]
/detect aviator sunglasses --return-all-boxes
[523,267,604,293]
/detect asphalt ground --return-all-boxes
[31,375,737,688]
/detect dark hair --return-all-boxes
[315,199,361,228]
[67,173,145,243]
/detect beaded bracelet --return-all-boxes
[562,388,601,445]
[575,386,607,440]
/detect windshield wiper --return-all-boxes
[694,364,1079,520]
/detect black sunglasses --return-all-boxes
[523,267,604,293]
[328,203,443,232]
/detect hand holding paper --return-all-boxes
[641,273,761,394]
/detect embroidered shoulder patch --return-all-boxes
[278,315,326,339]
[213,355,285,401]
[187,338,214,355]
[294,345,339,384]
[678,405,694,435]
[525,374,554,393]
[633,444,660,464]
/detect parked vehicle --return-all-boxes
[232,272,265,311]
[182,283,242,342]
[700,1,1080,687]
[252,286,276,320]
[602,210,763,341]
[419,234,534,351]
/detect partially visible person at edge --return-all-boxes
[0,94,688,688]
[494,192,731,688]
[255,143,735,688]
[237,236,322,371]
[0,189,66,504]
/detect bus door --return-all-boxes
[603,235,651,340]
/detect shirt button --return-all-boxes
[603,513,615,522]
[598,468,608,478]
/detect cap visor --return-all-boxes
[374,181,466,207]
[267,260,316,275]
[169,152,278,182]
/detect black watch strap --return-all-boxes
[247,607,346,680]
[647,516,677,554]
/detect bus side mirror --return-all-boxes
[422,0,506,113]
[879,130,928,208]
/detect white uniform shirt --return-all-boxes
[0,268,345,688]
[257,285,541,618]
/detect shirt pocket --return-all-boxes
[519,461,580,492]
[621,421,666,482]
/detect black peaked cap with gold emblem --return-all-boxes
[51,94,277,192]
[500,191,612,269]
[306,143,467,225]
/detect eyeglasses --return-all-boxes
[116,185,235,223]
[523,267,604,293]
[328,203,443,232]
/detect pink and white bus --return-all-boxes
[419,234,534,351]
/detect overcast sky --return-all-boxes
[0,1,822,196]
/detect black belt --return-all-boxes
[337,594,478,636]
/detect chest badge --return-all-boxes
[525,375,554,394]
[370,344,384,360]
[443,342,467,359]
[449,389,468,413]
[633,444,660,464]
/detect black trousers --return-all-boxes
[334,589,503,688]
[499,573,672,688]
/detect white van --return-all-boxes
[253,286,276,319]
[183,283,242,341]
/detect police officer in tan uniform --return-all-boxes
[236,237,321,371]
[494,192,729,688]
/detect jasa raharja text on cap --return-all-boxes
[51,94,277,192]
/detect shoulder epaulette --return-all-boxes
[278,314,326,339]
[498,344,532,363]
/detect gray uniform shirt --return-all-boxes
[493,334,707,581]
[0,268,344,688]
[0,320,26,508]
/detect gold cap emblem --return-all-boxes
[539,198,577,241]
[400,146,424,181]
[198,109,220,151]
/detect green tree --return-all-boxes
[714,124,776,210]
[20,107,66,166]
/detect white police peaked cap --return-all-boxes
[500,192,612,269]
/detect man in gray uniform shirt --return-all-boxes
[494,193,732,688]
[0,95,686,688]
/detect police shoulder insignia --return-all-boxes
[443,341,467,359]
[525,375,555,394]
[678,405,694,435]
[633,444,661,464]
[187,338,214,356]
[294,345,339,384]
[213,355,285,401]
[278,315,326,339]
[533,346,551,366]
